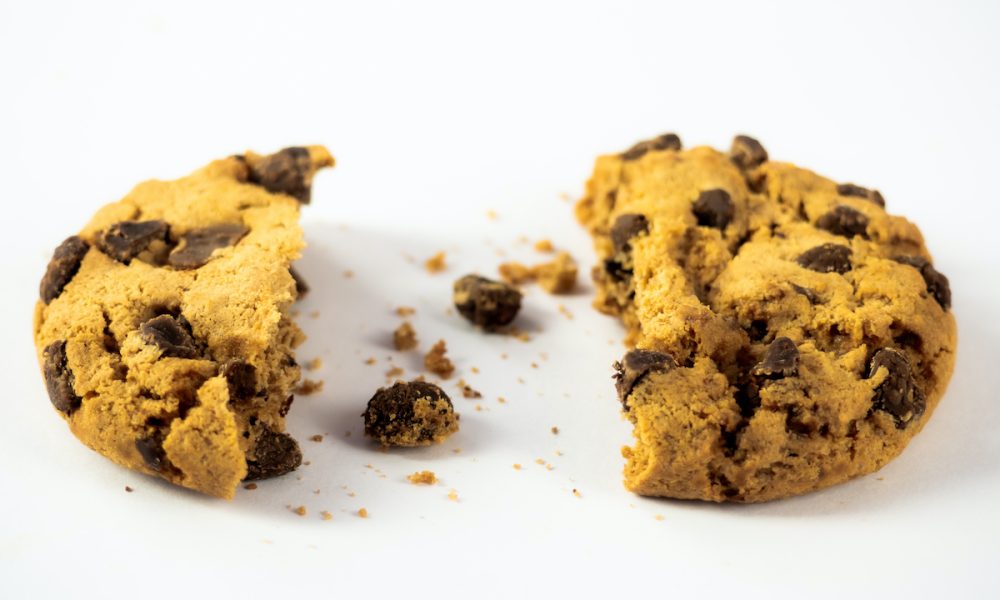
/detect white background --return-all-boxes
[1,1,999,598]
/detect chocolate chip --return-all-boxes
[893,256,952,310]
[290,266,309,299]
[610,214,649,253]
[140,315,199,359]
[279,394,294,418]
[96,220,169,263]
[622,133,682,161]
[816,205,869,239]
[363,381,457,445]
[223,361,257,404]
[247,147,315,203]
[868,348,925,428]
[692,189,735,230]
[730,135,768,169]
[244,423,302,480]
[167,223,248,269]
[790,283,820,304]
[453,274,522,330]
[42,340,81,414]
[747,319,768,342]
[135,433,167,472]
[39,236,90,303]
[796,244,852,274]
[837,183,885,207]
[752,337,799,379]
[603,258,630,282]
[613,349,677,405]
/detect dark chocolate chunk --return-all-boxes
[730,135,768,169]
[453,274,523,330]
[622,133,682,161]
[42,340,81,414]
[39,236,90,303]
[837,183,885,207]
[816,205,869,239]
[247,147,315,203]
[613,349,677,405]
[290,266,309,299]
[747,319,768,342]
[893,256,952,310]
[868,348,926,428]
[796,243,852,274]
[790,283,819,304]
[279,394,294,418]
[752,337,799,379]
[603,258,630,282]
[135,433,167,472]
[96,220,169,263]
[611,214,650,253]
[223,360,257,404]
[244,423,302,480]
[167,223,249,269]
[692,189,735,230]
[363,381,455,444]
[139,315,199,359]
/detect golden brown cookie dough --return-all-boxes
[577,133,956,503]
[35,146,334,499]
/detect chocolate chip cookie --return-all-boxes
[34,146,334,499]
[577,134,956,502]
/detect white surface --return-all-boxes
[1,1,999,598]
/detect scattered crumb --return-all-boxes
[357,508,369,518]
[551,426,559,434]
[555,450,564,456]
[407,471,439,485]
[365,357,377,365]
[457,379,482,399]
[452,448,462,454]
[448,489,459,501]
[558,304,574,320]
[535,458,545,465]
[497,251,577,294]
[572,489,582,498]
[655,515,665,521]
[497,396,507,404]
[471,366,480,374]
[347,492,356,497]
[125,486,133,493]
[877,477,885,481]
[343,270,354,279]
[292,505,307,517]
[424,251,447,273]
[559,192,572,202]
[531,362,539,369]
[396,306,416,317]
[500,353,508,360]
[309,434,324,443]
[385,366,405,379]
[486,210,498,220]
[424,339,455,378]
[508,328,531,342]
[475,404,484,412]
[498,261,534,285]
[305,357,323,371]
[321,511,333,521]
[513,463,522,470]
[534,239,555,253]
[545,464,554,471]
[309,310,320,319]
[296,379,324,395]
[244,483,258,490]
[314,489,321,494]
[517,377,525,384]
[393,321,418,351]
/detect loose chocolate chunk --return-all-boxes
[39,236,90,303]
[245,423,302,480]
[893,256,952,310]
[135,433,167,472]
[611,214,650,253]
[692,189,735,230]
[837,183,886,207]
[223,361,257,404]
[816,205,869,239]
[730,135,768,169]
[613,349,677,405]
[289,266,309,299]
[868,348,926,428]
[796,243,852,274]
[363,381,457,445]
[140,315,199,359]
[167,223,249,269]
[453,274,523,330]
[96,220,169,263]
[790,283,820,304]
[752,337,799,379]
[621,133,682,161]
[43,340,81,414]
[247,147,315,203]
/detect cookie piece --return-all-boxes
[363,381,460,446]
[453,274,522,330]
[34,145,334,499]
[576,134,956,502]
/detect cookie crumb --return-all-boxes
[343,270,354,279]
[447,489,459,501]
[357,508,368,518]
[654,514,665,521]
[393,322,418,351]
[458,379,482,399]
[534,239,555,253]
[498,261,534,285]
[407,470,438,485]
[305,357,323,371]
[424,340,455,378]
[497,396,507,404]
[513,463,522,470]
[452,448,462,454]
[471,366,480,374]
[558,304,574,320]
[309,434,324,443]
[531,362,539,369]
[365,357,377,365]
[244,483,258,490]
[292,505,307,516]
[396,306,416,317]
[535,458,545,465]
[486,210,498,221]
[385,366,405,380]
[424,251,447,273]
[125,486,133,493]
[551,426,559,434]
[296,379,324,395]
[321,511,333,521]
[572,489,581,498]
[534,252,577,294]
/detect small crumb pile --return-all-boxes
[393,322,418,351]
[424,339,455,378]
[424,251,447,273]
[498,251,577,294]
[407,470,439,485]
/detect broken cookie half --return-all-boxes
[34,146,334,499]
